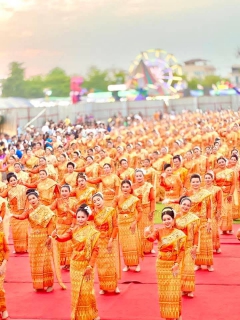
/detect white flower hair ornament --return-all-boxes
[85,206,92,216]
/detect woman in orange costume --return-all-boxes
[227,154,240,220]
[0,232,10,320]
[20,169,60,206]
[113,180,143,272]
[52,204,100,320]
[13,162,29,183]
[132,169,155,254]
[72,151,85,170]
[45,147,57,165]
[60,162,78,189]
[204,172,222,253]
[117,158,135,183]
[151,151,165,202]
[186,174,214,272]
[182,150,198,190]
[50,185,77,269]
[214,157,235,234]
[0,173,28,253]
[0,155,17,174]
[160,164,183,209]
[21,148,39,171]
[54,153,68,182]
[11,189,63,293]
[2,147,17,165]
[71,173,95,208]
[27,157,57,181]
[97,149,113,175]
[176,197,199,298]
[144,207,186,320]
[75,155,99,191]
[87,163,120,206]
[172,155,188,187]
[91,192,120,294]
[192,147,208,183]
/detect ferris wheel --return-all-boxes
[128,49,183,95]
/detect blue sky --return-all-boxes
[0,0,240,78]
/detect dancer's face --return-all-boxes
[67,165,74,173]
[9,176,17,187]
[121,183,131,194]
[103,164,111,175]
[165,167,172,176]
[180,200,191,213]
[121,160,128,169]
[173,158,181,169]
[135,172,144,183]
[28,194,39,207]
[39,171,47,180]
[191,177,201,189]
[162,214,174,228]
[217,159,226,169]
[204,174,213,185]
[93,195,104,209]
[77,177,86,188]
[61,187,70,199]
[77,211,88,226]
[14,164,21,173]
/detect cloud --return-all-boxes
[0,0,240,77]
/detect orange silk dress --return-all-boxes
[215,168,235,232]
[0,232,9,312]
[0,185,28,253]
[204,185,222,250]
[113,195,143,266]
[117,167,135,183]
[50,197,78,266]
[90,206,119,291]
[147,228,186,319]
[175,212,200,292]
[56,160,68,182]
[132,182,155,253]
[186,189,213,266]
[72,186,95,209]
[57,224,100,320]
[160,174,183,210]
[88,174,120,206]
[17,205,55,290]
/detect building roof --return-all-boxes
[0,97,34,109]
[184,59,209,65]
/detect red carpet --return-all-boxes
[5,225,240,320]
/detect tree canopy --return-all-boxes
[1,61,229,98]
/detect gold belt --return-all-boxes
[158,251,177,261]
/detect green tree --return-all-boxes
[2,62,26,97]
[44,68,70,97]
[83,66,110,92]
[201,75,228,88]
[108,68,127,84]
[187,77,201,90]
[25,75,45,98]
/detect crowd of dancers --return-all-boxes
[0,109,239,320]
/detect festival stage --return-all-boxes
[5,225,240,320]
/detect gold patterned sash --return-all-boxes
[73,224,100,261]
[29,205,54,228]
[159,229,186,250]
[134,182,152,205]
[8,185,26,211]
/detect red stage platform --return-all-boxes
[5,225,240,320]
